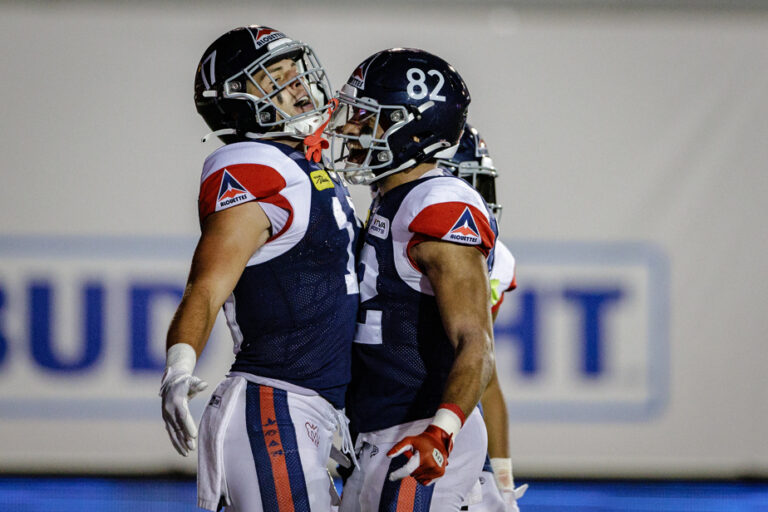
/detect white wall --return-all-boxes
[0,2,767,477]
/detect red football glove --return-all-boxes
[387,425,454,486]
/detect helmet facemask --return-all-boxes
[328,90,411,185]
[437,155,502,220]
[220,41,332,139]
[328,87,428,185]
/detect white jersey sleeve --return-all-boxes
[388,173,497,294]
[197,141,312,264]
[490,239,517,312]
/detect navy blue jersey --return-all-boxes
[347,169,497,432]
[198,141,360,408]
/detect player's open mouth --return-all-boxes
[293,95,312,112]
[347,144,367,164]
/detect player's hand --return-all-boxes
[491,457,528,511]
[160,365,208,456]
[387,425,453,485]
[501,483,529,511]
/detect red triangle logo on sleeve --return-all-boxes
[444,207,481,244]
[216,170,253,208]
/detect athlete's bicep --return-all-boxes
[410,240,493,348]
[188,201,271,309]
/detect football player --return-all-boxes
[438,124,528,512]
[330,48,497,511]
[159,26,359,512]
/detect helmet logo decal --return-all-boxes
[444,207,480,244]
[248,27,285,49]
[348,59,374,90]
[200,50,217,89]
[217,170,252,208]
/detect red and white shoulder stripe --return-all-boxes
[389,171,496,294]
[197,142,311,265]
[400,172,495,252]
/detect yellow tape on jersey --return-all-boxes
[310,170,335,191]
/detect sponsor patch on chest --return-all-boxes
[310,169,335,191]
[368,214,390,239]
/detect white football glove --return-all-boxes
[160,343,208,456]
[491,457,528,511]
[501,485,528,512]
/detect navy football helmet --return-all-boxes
[194,26,333,144]
[437,123,502,219]
[329,48,470,184]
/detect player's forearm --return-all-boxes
[441,330,495,419]
[481,370,510,459]
[166,283,220,356]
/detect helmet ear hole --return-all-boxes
[389,110,404,123]
[405,104,423,121]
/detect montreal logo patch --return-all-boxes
[252,27,284,49]
[348,58,374,89]
[217,170,251,209]
[444,207,481,244]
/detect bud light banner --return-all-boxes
[0,236,234,424]
[0,236,667,472]
[493,240,669,421]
